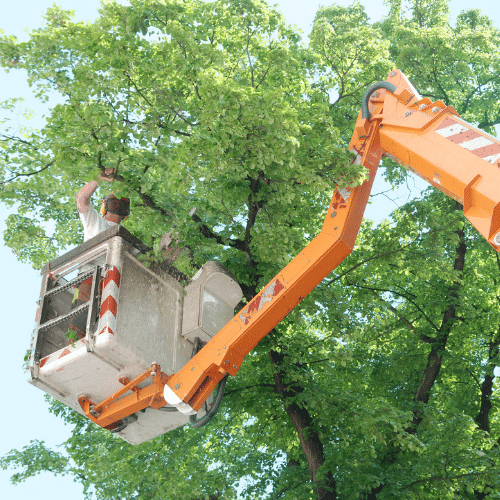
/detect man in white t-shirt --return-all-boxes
[70,169,130,339]
[76,168,129,241]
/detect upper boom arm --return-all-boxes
[350,70,500,249]
[163,113,384,413]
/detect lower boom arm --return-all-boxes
[164,122,383,413]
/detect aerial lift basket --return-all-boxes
[28,225,242,444]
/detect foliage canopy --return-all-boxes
[2,0,500,499]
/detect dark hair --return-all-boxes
[102,194,130,216]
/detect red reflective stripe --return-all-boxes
[331,190,348,210]
[446,129,481,144]
[100,296,118,318]
[246,295,262,315]
[273,280,285,296]
[470,142,500,159]
[98,326,114,335]
[104,266,121,288]
[240,279,285,325]
[435,117,455,131]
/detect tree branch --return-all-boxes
[0,161,54,185]
[346,280,440,333]
[270,349,337,500]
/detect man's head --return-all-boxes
[100,193,130,223]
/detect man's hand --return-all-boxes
[99,168,115,182]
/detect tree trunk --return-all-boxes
[270,350,336,500]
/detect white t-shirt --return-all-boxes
[79,204,118,242]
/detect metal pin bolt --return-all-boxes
[330,211,337,218]
[174,383,180,390]
[494,232,500,246]
[419,104,426,110]
[191,367,195,371]
[432,106,440,113]
[151,371,156,377]
[405,111,411,117]
[89,405,100,417]
[233,365,237,369]
[390,70,397,76]
[225,360,230,364]
[372,91,379,98]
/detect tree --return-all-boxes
[2,0,500,498]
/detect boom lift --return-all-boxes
[28,70,500,444]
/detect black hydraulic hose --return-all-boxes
[156,406,180,413]
[109,413,138,433]
[361,81,397,121]
[189,374,228,428]
[110,422,127,433]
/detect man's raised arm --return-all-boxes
[76,169,114,213]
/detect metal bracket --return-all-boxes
[85,265,102,343]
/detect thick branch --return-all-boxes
[190,211,246,252]
[366,204,467,499]
[112,172,176,219]
[411,203,466,428]
[475,332,500,433]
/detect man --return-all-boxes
[70,168,130,340]
[76,167,130,241]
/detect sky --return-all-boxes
[1,1,499,499]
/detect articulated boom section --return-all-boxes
[77,69,500,433]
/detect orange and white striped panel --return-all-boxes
[97,265,122,337]
[39,338,86,368]
[435,117,500,166]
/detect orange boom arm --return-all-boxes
[164,69,500,413]
[82,70,500,428]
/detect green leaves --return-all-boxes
[2,0,500,499]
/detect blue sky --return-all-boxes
[1,1,499,498]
